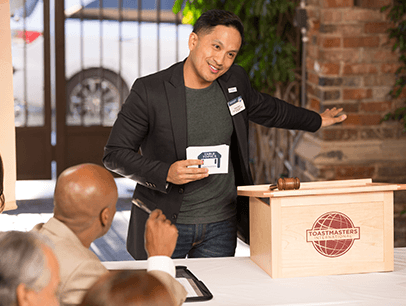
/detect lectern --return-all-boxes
[237,178,406,278]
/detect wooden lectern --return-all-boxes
[237,178,406,278]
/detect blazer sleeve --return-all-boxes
[59,260,108,306]
[234,65,322,132]
[103,78,171,193]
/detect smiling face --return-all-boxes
[184,25,242,89]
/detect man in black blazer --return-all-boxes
[103,10,346,260]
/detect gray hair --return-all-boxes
[0,231,53,306]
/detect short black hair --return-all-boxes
[193,9,244,45]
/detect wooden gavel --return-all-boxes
[269,177,300,191]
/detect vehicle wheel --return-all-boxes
[66,68,129,126]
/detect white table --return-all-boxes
[103,248,406,306]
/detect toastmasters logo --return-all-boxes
[306,211,360,258]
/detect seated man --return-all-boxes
[0,231,60,306]
[79,270,176,306]
[32,164,186,306]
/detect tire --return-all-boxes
[66,68,129,126]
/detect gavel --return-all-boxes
[269,177,300,191]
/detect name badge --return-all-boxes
[227,96,245,116]
[228,87,237,93]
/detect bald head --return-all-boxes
[79,270,175,306]
[53,164,118,244]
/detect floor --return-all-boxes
[0,178,250,261]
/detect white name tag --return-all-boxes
[228,87,237,93]
[227,96,245,116]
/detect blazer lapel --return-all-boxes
[164,63,187,160]
[217,72,249,169]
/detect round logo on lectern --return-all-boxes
[306,211,360,258]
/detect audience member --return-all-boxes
[79,270,175,306]
[0,231,60,306]
[0,154,5,213]
[32,163,186,306]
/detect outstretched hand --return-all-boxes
[320,107,347,127]
[144,209,178,257]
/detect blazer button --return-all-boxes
[172,213,178,220]
[179,188,184,194]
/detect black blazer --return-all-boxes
[103,61,321,259]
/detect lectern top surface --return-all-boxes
[237,179,406,198]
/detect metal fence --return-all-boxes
[10,0,191,179]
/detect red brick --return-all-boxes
[308,72,319,85]
[313,20,321,31]
[307,84,317,97]
[381,63,403,73]
[396,87,406,99]
[324,102,359,112]
[338,25,364,36]
[319,166,336,179]
[306,8,320,20]
[343,88,373,100]
[335,165,375,179]
[360,101,392,112]
[318,166,338,179]
[363,49,399,62]
[364,74,396,86]
[343,77,362,87]
[361,114,382,125]
[379,35,397,48]
[306,58,315,72]
[322,37,341,48]
[308,30,318,43]
[343,114,381,126]
[307,45,319,59]
[357,0,392,9]
[364,22,392,34]
[323,0,353,8]
[359,128,392,140]
[343,114,362,125]
[342,10,384,22]
[321,62,340,75]
[344,36,380,48]
[373,87,393,100]
[321,128,358,141]
[310,98,320,111]
[343,64,378,75]
[320,49,361,62]
[322,9,342,23]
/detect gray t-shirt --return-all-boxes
[176,81,237,224]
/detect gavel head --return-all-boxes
[277,177,300,190]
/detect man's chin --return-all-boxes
[206,72,223,82]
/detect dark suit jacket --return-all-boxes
[103,61,321,259]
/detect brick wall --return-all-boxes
[296,0,406,246]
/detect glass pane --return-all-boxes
[10,0,45,127]
[64,0,192,127]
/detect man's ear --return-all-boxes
[100,207,109,227]
[188,32,198,51]
[16,283,35,306]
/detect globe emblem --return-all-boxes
[308,212,359,258]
